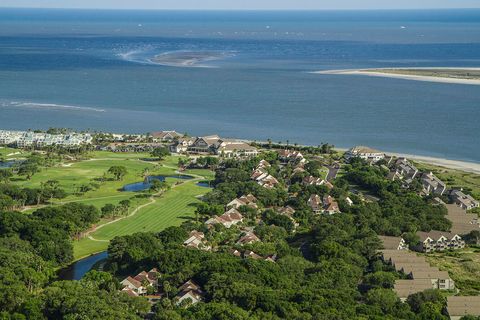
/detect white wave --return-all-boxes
[149,50,236,68]
[116,46,157,65]
[1,101,105,112]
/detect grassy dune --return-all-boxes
[426,248,480,295]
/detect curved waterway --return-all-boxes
[57,251,108,280]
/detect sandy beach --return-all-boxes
[332,147,480,174]
[315,68,480,85]
[387,152,480,174]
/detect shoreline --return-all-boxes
[387,152,480,174]
[314,68,480,86]
[247,141,480,174]
[335,147,480,174]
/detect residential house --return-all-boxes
[379,236,409,250]
[122,288,139,297]
[389,158,418,183]
[243,250,263,260]
[447,296,480,320]
[446,204,480,235]
[237,231,260,245]
[345,146,385,163]
[227,194,258,209]
[394,279,434,301]
[323,195,341,215]
[251,167,279,189]
[277,206,296,218]
[184,230,211,251]
[449,189,480,210]
[415,231,465,253]
[307,194,322,214]
[278,149,304,163]
[302,176,325,186]
[121,277,146,295]
[409,269,455,290]
[176,280,204,306]
[205,208,243,228]
[257,160,271,169]
[345,197,354,206]
[421,172,447,195]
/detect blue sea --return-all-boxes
[1,9,480,162]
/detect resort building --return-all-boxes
[188,135,222,153]
[214,139,258,158]
[150,130,183,142]
[344,146,385,163]
[414,231,465,253]
[449,189,480,210]
[447,296,480,320]
[0,130,92,148]
[169,137,195,153]
[421,172,447,196]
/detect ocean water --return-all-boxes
[1,9,480,162]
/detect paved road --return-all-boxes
[326,164,340,181]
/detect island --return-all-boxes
[316,68,480,85]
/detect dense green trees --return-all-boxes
[151,147,171,161]
[108,166,128,181]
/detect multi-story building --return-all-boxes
[345,146,385,163]
[415,231,465,253]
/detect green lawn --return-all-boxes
[73,180,208,259]
[73,238,109,260]
[91,181,205,240]
[7,150,213,260]
[0,147,29,159]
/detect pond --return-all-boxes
[57,251,108,281]
[122,174,194,192]
[0,160,22,168]
[196,181,213,188]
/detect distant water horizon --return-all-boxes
[1,9,480,162]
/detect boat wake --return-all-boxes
[0,101,105,112]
